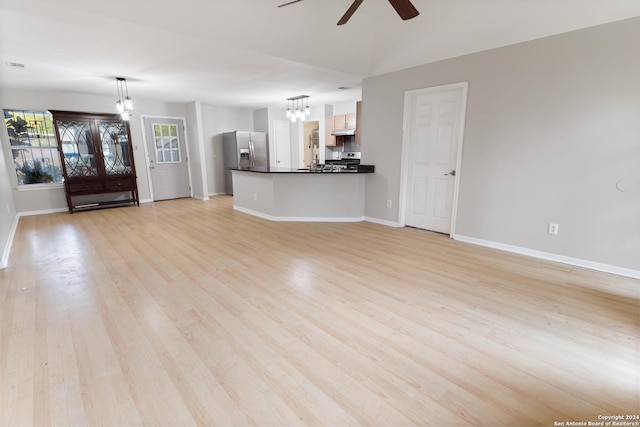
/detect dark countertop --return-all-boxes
[232,165,374,174]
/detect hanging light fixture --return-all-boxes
[115,77,133,121]
[285,95,310,123]
[285,99,292,118]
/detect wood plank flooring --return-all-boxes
[1,196,638,426]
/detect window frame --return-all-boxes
[3,109,64,187]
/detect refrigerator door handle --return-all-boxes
[249,141,255,167]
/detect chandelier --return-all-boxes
[285,95,310,123]
[115,77,133,121]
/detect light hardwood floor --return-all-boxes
[1,196,638,426]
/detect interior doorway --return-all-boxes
[399,82,468,235]
[273,120,291,168]
[302,121,320,168]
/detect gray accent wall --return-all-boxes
[362,17,640,271]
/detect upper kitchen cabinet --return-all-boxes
[325,109,358,147]
[333,113,356,131]
[325,115,339,147]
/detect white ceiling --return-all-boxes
[1,0,639,110]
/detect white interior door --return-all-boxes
[273,120,291,168]
[143,117,191,201]
[402,83,468,234]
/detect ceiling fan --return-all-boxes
[278,0,420,25]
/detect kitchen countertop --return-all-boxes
[232,165,374,174]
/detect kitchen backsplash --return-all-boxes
[325,137,360,159]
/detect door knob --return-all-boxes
[149,166,155,169]
[445,170,456,176]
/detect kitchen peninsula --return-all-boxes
[231,166,373,222]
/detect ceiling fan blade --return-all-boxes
[337,0,365,25]
[278,0,304,8]
[388,0,420,20]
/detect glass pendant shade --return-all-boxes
[115,77,133,121]
[285,95,310,122]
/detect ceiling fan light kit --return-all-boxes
[278,0,420,25]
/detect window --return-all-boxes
[153,123,181,163]
[4,109,63,185]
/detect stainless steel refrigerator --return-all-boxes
[223,131,269,195]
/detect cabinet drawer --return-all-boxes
[67,181,104,193]
[104,178,135,191]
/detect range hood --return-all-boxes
[331,128,356,136]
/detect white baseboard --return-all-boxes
[139,198,153,204]
[193,194,210,201]
[452,234,640,279]
[1,214,20,269]
[208,192,228,197]
[365,216,402,228]
[234,206,365,223]
[18,207,69,217]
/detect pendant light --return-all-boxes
[285,95,310,123]
[115,77,133,121]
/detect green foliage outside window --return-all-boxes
[4,109,63,185]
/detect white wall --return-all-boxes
[361,17,640,272]
[332,101,357,116]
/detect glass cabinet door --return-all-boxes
[98,121,132,175]
[56,120,97,177]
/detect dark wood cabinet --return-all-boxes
[51,111,139,213]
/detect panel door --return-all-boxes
[405,87,464,233]
[144,117,190,201]
[273,120,291,168]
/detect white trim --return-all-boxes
[208,192,227,197]
[452,234,640,279]
[16,183,64,192]
[234,206,364,223]
[194,102,210,201]
[364,216,402,228]
[139,198,154,204]
[399,82,469,234]
[0,214,19,269]
[18,207,68,217]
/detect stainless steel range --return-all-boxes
[326,152,361,170]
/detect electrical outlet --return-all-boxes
[548,223,559,235]
[386,200,392,208]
